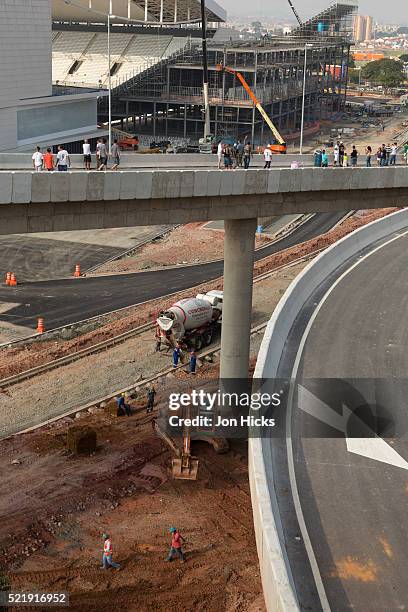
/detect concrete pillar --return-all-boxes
[220,218,257,379]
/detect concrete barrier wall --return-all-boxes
[250,207,408,611]
[1,166,408,205]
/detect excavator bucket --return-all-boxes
[172,454,199,480]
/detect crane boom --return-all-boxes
[216,64,286,152]
[287,0,302,26]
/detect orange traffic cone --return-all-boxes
[5,272,11,286]
[37,318,44,334]
[74,264,81,277]
[9,273,17,286]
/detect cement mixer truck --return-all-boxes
[156,290,223,350]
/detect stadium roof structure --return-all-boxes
[52,0,226,25]
[291,0,358,39]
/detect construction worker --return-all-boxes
[173,345,181,368]
[146,384,156,414]
[101,533,120,570]
[189,350,197,375]
[155,327,162,352]
[116,393,132,417]
[166,527,186,563]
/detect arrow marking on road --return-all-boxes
[298,385,408,470]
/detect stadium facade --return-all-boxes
[50,0,357,145]
[0,0,104,152]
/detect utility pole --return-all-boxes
[200,0,211,138]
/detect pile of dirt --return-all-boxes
[90,222,273,275]
[1,380,264,611]
[0,208,397,382]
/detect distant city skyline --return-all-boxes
[223,0,406,25]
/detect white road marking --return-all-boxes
[298,386,408,470]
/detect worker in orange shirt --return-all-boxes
[101,533,120,569]
[166,527,186,563]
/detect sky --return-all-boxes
[222,0,407,25]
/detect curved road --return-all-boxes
[276,230,408,610]
[0,212,344,330]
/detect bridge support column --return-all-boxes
[220,218,257,379]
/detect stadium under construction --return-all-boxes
[51,0,358,146]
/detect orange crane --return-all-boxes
[216,63,287,154]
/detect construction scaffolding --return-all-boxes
[101,34,352,144]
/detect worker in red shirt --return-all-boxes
[166,527,186,562]
[101,533,120,570]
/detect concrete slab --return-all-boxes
[179,171,194,198]
[254,170,268,194]
[151,172,168,199]
[165,171,181,198]
[12,173,32,204]
[103,171,121,201]
[193,171,209,197]
[135,171,153,199]
[32,173,51,203]
[69,172,88,202]
[267,171,280,194]
[244,170,260,195]
[87,172,105,201]
[232,170,246,195]
[219,171,234,196]
[394,168,408,188]
[206,171,221,197]
[119,172,137,200]
[349,168,376,190]
[50,172,70,202]
[279,169,302,192]
[0,173,13,204]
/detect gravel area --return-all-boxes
[0,262,306,439]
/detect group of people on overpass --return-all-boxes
[31,138,122,172]
[315,140,408,168]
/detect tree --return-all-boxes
[361,58,405,90]
[348,56,356,69]
[399,54,408,63]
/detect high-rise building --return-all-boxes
[365,15,373,41]
[353,15,373,42]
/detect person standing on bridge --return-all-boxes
[243,141,252,169]
[217,140,223,169]
[83,139,92,170]
[365,145,372,167]
[32,146,43,172]
[56,145,70,172]
[110,139,121,171]
[390,142,398,166]
[263,145,272,169]
[338,142,345,167]
[350,145,358,168]
[44,148,54,172]
[321,149,329,168]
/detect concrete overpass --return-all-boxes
[1,166,407,381]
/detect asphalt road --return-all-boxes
[0,226,170,282]
[0,212,344,330]
[276,231,408,610]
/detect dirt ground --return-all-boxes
[87,222,274,275]
[1,373,265,612]
[0,208,396,387]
